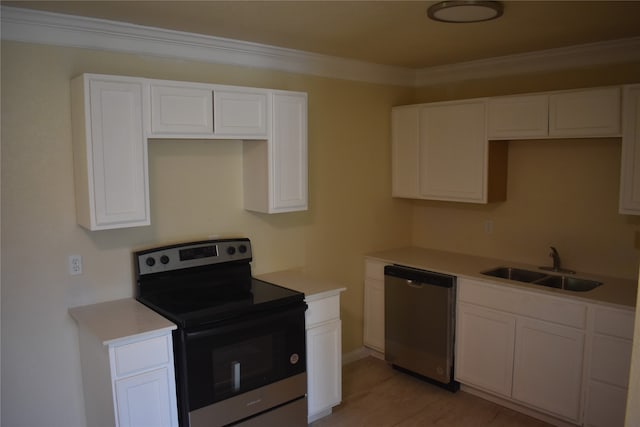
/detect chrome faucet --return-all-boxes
[540,246,575,274]
[550,246,561,271]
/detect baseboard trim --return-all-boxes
[342,346,384,365]
[461,384,579,427]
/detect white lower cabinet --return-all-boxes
[456,302,515,397]
[70,300,178,427]
[457,279,581,421]
[363,259,388,353]
[584,306,635,427]
[306,293,343,423]
[114,367,175,427]
[512,318,584,421]
[103,334,178,427]
[307,320,341,419]
[456,277,635,426]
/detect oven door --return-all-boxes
[182,303,307,414]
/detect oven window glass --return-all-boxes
[184,306,305,411]
[212,335,273,397]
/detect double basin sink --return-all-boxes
[482,267,602,292]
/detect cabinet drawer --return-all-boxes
[113,335,171,377]
[306,295,340,328]
[459,278,587,329]
[593,306,635,339]
[365,260,387,280]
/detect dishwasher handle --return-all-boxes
[384,265,455,288]
[405,280,424,289]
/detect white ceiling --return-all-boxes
[5,0,640,69]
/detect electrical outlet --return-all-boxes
[69,255,83,275]
[484,220,494,234]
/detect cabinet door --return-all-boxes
[150,84,213,136]
[619,84,640,214]
[214,90,268,137]
[307,319,342,420]
[115,367,176,427]
[270,92,308,211]
[72,76,149,230]
[391,106,420,198]
[549,87,621,137]
[364,278,385,353]
[584,380,628,427]
[590,334,632,388]
[512,318,584,422]
[487,94,549,139]
[243,92,307,213]
[418,100,488,202]
[455,302,516,397]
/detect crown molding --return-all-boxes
[0,6,415,86]
[2,6,639,88]
[415,36,640,86]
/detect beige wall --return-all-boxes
[1,41,413,427]
[411,64,640,279]
[3,38,639,427]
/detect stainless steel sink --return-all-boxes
[482,267,547,283]
[534,275,602,292]
[481,267,603,292]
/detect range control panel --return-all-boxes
[135,238,252,276]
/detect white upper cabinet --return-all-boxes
[419,100,488,202]
[149,84,269,139]
[150,83,213,136]
[243,92,308,213]
[71,74,308,230]
[619,84,640,214]
[392,99,507,204]
[71,74,150,230]
[391,106,420,198]
[487,94,549,139]
[549,87,621,137]
[214,90,268,138]
[488,87,621,140]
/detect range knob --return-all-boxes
[160,255,170,264]
[238,244,247,254]
[145,257,156,267]
[227,246,236,255]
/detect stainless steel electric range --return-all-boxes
[134,238,307,427]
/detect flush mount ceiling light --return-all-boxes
[427,1,504,23]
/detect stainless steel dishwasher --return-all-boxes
[384,264,459,391]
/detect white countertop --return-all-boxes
[69,298,176,345]
[256,269,346,302]
[366,247,637,309]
